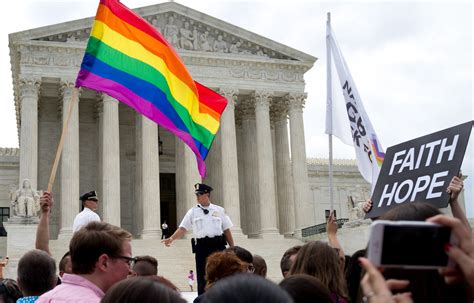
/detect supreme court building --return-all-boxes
[7,1,321,239]
[0,1,389,283]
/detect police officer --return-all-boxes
[161,183,234,295]
[72,190,101,233]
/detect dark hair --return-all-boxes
[289,241,348,299]
[133,255,158,276]
[70,221,132,274]
[101,277,186,303]
[205,252,246,290]
[146,275,179,292]
[0,279,22,303]
[252,254,267,278]
[344,249,366,303]
[224,246,253,263]
[280,245,301,276]
[59,251,71,274]
[379,202,441,221]
[376,202,470,303]
[203,274,293,303]
[17,249,56,296]
[279,274,333,303]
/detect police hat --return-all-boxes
[194,183,213,194]
[80,190,99,202]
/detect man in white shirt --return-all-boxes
[161,183,234,295]
[72,191,101,233]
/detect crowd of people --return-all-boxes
[0,176,472,303]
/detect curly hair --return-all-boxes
[205,252,246,290]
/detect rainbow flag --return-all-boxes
[75,0,227,177]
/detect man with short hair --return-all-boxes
[131,255,158,276]
[17,249,57,302]
[280,245,301,277]
[72,190,101,233]
[58,252,72,278]
[224,246,254,273]
[37,221,133,303]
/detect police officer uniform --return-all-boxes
[178,183,233,295]
[72,190,101,233]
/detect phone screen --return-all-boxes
[381,225,451,267]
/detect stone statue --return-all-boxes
[164,16,179,47]
[10,179,40,218]
[255,46,268,57]
[229,41,241,54]
[179,22,195,50]
[213,35,228,53]
[192,26,199,50]
[151,18,163,34]
[199,31,212,52]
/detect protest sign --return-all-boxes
[366,121,472,218]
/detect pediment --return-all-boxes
[10,2,315,64]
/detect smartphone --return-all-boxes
[367,220,455,269]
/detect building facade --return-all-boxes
[8,2,318,240]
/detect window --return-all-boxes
[0,207,10,236]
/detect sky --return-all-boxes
[1,0,472,216]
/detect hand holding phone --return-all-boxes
[368,220,455,269]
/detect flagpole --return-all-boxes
[47,87,79,192]
[327,12,334,214]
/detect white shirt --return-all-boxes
[72,207,101,232]
[179,203,233,239]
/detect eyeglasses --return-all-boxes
[114,255,136,267]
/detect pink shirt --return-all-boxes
[37,274,105,303]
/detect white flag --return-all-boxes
[325,23,385,189]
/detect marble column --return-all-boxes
[218,88,242,235]
[235,120,247,234]
[136,115,161,238]
[254,91,280,237]
[58,80,79,237]
[203,131,222,205]
[273,103,296,237]
[288,93,314,236]
[239,101,260,237]
[101,94,121,226]
[18,78,40,190]
[175,139,201,233]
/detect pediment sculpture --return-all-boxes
[33,12,292,60]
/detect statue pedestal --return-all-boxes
[3,222,38,280]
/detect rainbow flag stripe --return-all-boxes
[371,136,385,167]
[75,0,227,177]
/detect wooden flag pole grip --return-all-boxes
[47,87,79,192]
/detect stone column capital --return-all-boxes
[219,88,239,107]
[18,78,41,99]
[102,93,119,104]
[238,98,256,120]
[287,92,307,112]
[253,91,273,111]
[271,100,289,122]
[59,79,76,98]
